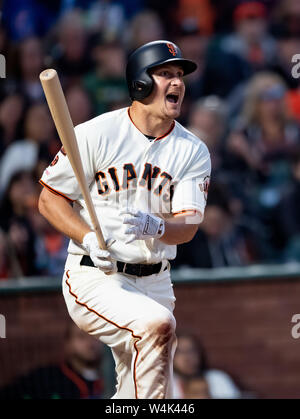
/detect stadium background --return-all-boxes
[1,0,300,399]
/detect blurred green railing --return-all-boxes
[1,263,300,295]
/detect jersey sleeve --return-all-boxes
[171,142,211,222]
[39,124,96,201]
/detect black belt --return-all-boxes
[80,255,164,277]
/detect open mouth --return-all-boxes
[166,93,179,104]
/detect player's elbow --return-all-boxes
[38,187,56,219]
[179,224,198,244]
[38,188,48,217]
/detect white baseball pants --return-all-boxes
[62,255,177,399]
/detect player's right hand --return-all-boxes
[82,232,117,274]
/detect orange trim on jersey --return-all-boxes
[173,209,199,217]
[39,180,74,203]
[155,121,175,142]
[127,107,136,127]
[127,107,175,142]
[65,271,142,399]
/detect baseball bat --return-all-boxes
[39,69,107,250]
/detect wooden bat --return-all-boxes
[39,69,107,250]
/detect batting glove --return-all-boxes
[120,208,165,244]
[82,232,117,273]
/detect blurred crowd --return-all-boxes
[1,0,300,278]
[0,322,251,399]
[0,321,107,399]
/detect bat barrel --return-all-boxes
[39,69,107,251]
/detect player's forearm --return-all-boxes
[38,188,91,244]
[159,219,198,245]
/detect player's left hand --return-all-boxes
[120,208,165,244]
[82,232,117,273]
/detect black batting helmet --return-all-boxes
[126,40,197,101]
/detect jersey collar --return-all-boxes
[127,107,175,142]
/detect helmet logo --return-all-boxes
[167,43,177,56]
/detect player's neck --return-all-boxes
[129,102,174,138]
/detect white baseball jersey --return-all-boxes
[40,107,211,264]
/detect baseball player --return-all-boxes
[38,40,211,399]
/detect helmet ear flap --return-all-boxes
[130,72,153,100]
[133,80,147,92]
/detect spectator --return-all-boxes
[269,35,300,91]
[202,1,277,98]
[6,217,36,277]
[275,147,300,261]
[0,226,27,279]
[226,72,300,195]
[173,181,261,268]
[0,102,56,197]
[271,0,300,40]
[18,37,46,103]
[187,95,228,174]
[0,23,9,60]
[0,170,38,277]
[229,2,277,70]
[7,37,46,103]
[0,321,105,399]
[268,33,300,121]
[2,0,59,41]
[125,10,165,51]
[83,40,129,115]
[86,0,126,41]
[0,93,25,157]
[0,165,66,277]
[268,0,300,113]
[28,209,69,276]
[66,84,94,126]
[175,0,215,36]
[0,228,11,279]
[222,71,300,260]
[175,23,210,116]
[145,0,178,36]
[173,332,243,399]
[0,170,38,230]
[52,10,94,84]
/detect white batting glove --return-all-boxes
[82,232,117,273]
[120,208,165,244]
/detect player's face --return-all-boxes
[148,64,185,119]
